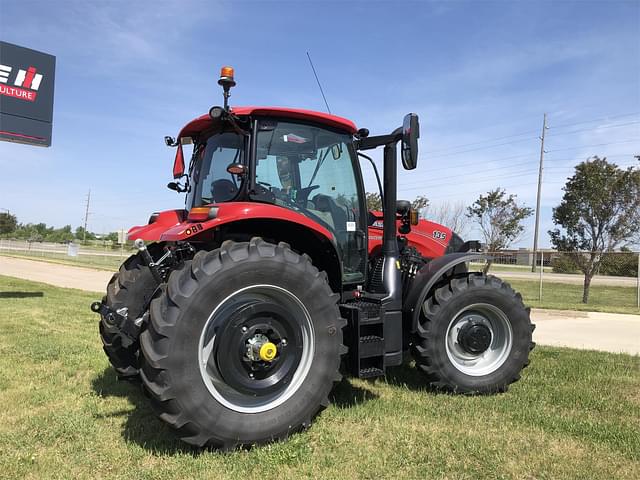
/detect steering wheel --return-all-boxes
[296,185,320,207]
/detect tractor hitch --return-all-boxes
[90,301,142,348]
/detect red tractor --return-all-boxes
[92,67,534,449]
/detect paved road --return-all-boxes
[1,256,638,355]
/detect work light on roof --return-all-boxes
[217,65,236,111]
[218,66,236,87]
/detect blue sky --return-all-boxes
[1,0,638,247]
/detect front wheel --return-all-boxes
[139,238,345,448]
[411,274,535,393]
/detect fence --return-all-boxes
[0,239,132,270]
[1,240,639,312]
[473,250,640,312]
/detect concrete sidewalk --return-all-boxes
[1,255,638,355]
[0,256,113,292]
[532,309,639,355]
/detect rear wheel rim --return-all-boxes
[444,303,513,376]
[198,284,315,413]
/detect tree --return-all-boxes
[366,192,382,211]
[0,212,17,235]
[48,225,74,243]
[549,156,640,303]
[467,189,533,271]
[411,195,429,218]
[366,192,428,218]
[75,226,95,242]
[428,201,472,237]
[105,232,119,243]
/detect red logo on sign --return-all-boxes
[0,64,43,102]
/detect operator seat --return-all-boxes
[312,194,347,233]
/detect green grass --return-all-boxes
[471,262,554,273]
[0,275,638,479]
[508,279,639,315]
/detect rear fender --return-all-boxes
[403,253,490,333]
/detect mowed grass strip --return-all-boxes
[0,274,638,480]
[507,278,640,315]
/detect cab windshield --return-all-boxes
[254,120,360,232]
[254,119,365,283]
[187,131,245,207]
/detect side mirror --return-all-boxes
[227,163,247,176]
[401,113,419,170]
[331,144,342,160]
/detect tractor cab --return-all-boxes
[165,68,373,285]
[171,111,368,284]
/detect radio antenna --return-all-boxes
[306,51,331,114]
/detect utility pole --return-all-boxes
[532,113,548,272]
[83,190,91,244]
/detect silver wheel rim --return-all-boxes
[198,284,315,413]
[444,303,513,376]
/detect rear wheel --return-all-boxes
[140,238,345,448]
[99,244,162,378]
[411,274,534,393]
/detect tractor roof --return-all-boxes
[178,106,357,139]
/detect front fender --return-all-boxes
[127,209,187,241]
[403,252,490,333]
[157,202,334,242]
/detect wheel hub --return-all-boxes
[444,304,514,377]
[245,333,278,362]
[457,322,492,354]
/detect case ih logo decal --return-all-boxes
[0,64,43,102]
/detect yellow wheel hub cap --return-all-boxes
[259,342,277,362]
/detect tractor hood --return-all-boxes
[367,211,456,259]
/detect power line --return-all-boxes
[427,136,538,159]
[427,129,539,154]
[400,163,539,187]
[546,120,640,138]
[548,111,640,130]
[401,170,540,192]
[546,139,639,153]
[424,111,640,156]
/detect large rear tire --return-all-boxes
[99,244,162,378]
[140,238,345,449]
[411,274,534,393]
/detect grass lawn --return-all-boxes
[0,275,638,479]
[507,279,639,315]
